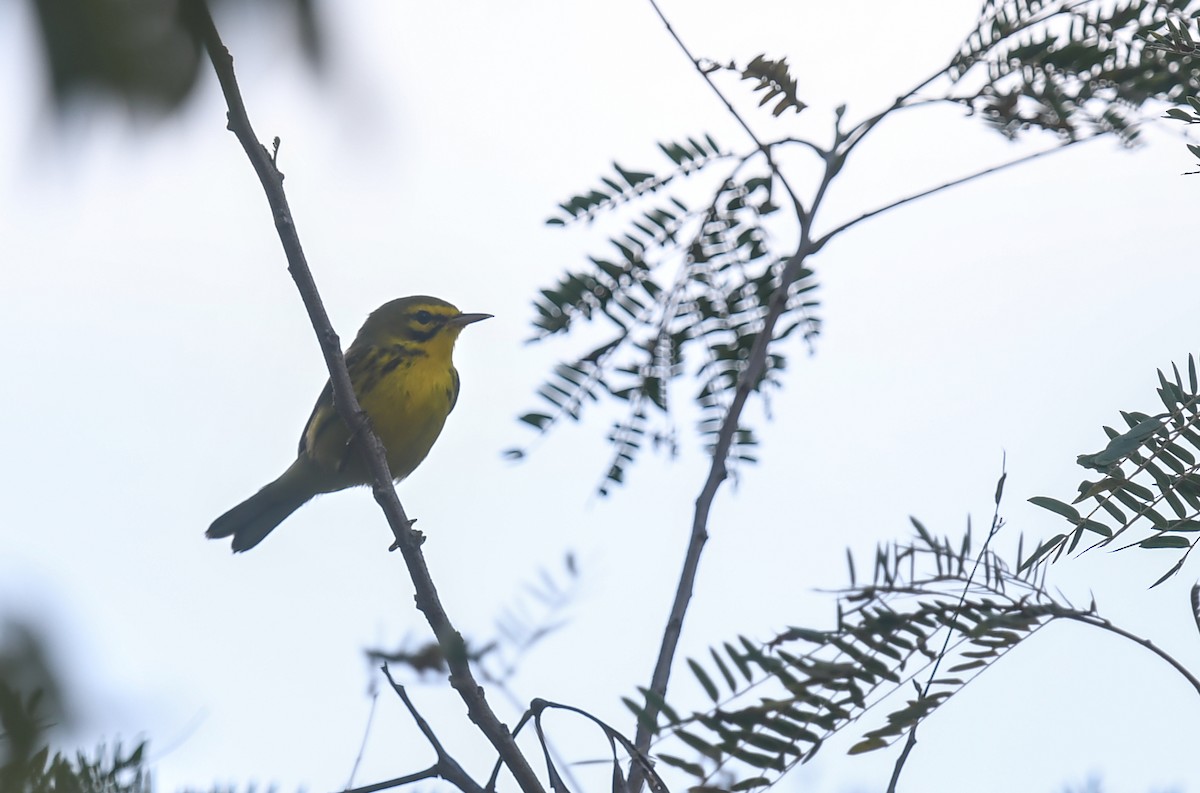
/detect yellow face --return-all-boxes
[354,295,492,359]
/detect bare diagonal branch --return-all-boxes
[184,4,543,792]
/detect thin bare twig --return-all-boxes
[629,6,824,787]
[183,4,543,792]
[1058,611,1200,699]
[481,698,667,793]
[476,671,585,793]
[646,0,806,221]
[812,136,1099,254]
[624,235,819,793]
[346,686,380,789]
[486,710,539,793]
[887,464,1007,793]
[373,666,486,793]
[341,767,441,793]
[531,699,669,793]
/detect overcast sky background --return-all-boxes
[1,2,1198,792]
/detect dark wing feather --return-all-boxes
[299,378,334,457]
[449,366,461,413]
[298,346,378,457]
[298,345,428,457]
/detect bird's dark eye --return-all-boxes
[414,310,434,325]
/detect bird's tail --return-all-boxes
[207,458,324,552]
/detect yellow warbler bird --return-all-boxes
[207,296,491,552]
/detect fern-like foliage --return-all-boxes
[950,0,1200,144]
[698,54,807,118]
[1026,354,1200,585]
[624,519,1098,791]
[514,134,820,494]
[1146,13,1200,167]
[517,3,1199,495]
[546,143,725,228]
[737,55,807,117]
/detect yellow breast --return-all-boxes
[301,343,459,485]
[360,352,457,479]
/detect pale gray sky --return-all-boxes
[1,3,1197,792]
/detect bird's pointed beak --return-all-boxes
[449,312,493,328]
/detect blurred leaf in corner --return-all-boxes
[27,0,326,117]
[0,619,69,775]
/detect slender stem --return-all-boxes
[629,3,827,784]
[1060,611,1200,698]
[773,136,830,158]
[837,79,945,161]
[184,5,543,792]
[341,768,442,793]
[379,667,485,793]
[843,0,1097,165]
[646,0,806,220]
[812,137,1096,254]
[345,687,380,790]
[632,4,820,785]
[628,239,814,792]
[531,700,667,793]
[487,709,538,793]
[831,0,1101,172]
[475,662,586,793]
[887,466,1006,793]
